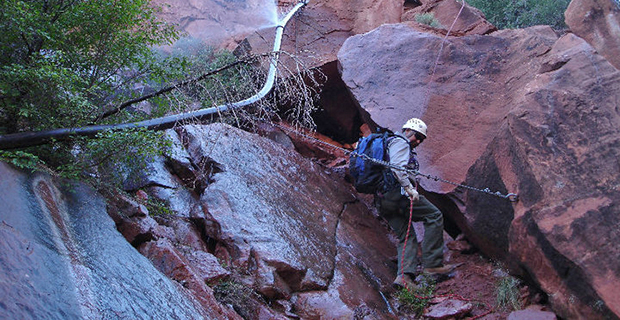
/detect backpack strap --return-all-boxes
[384,132,409,161]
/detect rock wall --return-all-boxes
[337,17,620,320]
[0,123,400,319]
[150,0,282,50]
[0,162,213,319]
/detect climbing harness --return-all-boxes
[268,120,519,202]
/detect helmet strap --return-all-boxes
[403,129,415,139]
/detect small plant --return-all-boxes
[495,274,522,310]
[213,279,263,318]
[144,198,174,217]
[395,275,436,316]
[414,13,444,29]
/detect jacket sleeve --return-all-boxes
[387,137,413,188]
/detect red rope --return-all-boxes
[398,196,416,289]
[398,199,494,319]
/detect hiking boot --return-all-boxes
[423,263,458,275]
[392,274,418,289]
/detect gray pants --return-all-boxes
[377,188,444,275]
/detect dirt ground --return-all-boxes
[385,232,550,320]
[435,241,513,319]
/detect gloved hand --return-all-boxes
[403,185,419,202]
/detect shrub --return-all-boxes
[495,274,522,310]
[0,2,322,184]
[213,279,264,318]
[466,0,571,30]
[415,13,444,28]
[395,275,436,316]
[0,0,179,134]
[0,150,41,171]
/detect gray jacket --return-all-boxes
[386,132,415,190]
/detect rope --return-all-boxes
[268,120,518,202]
[399,197,494,319]
[400,197,416,290]
[421,0,467,116]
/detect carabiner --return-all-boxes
[507,193,519,202]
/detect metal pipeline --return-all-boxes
[0,0,309,150]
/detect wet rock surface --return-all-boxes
[107,123,400,318]
[149,0,282,51]
[0,163,211,319]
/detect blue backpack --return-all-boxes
[349,132,404,194]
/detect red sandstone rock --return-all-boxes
[179,123,397,317]
[423,298,473,319]
[234,0,402,72]
[403,0,496,35]
[139,239,241,319]
[508,306,557,320]
[565,0,620,70]
[338,21,620,320]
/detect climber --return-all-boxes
[376,118,457,289]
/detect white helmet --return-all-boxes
[402,118,427,138]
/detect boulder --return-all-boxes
[138,238,237,318]
[565,0,620,70]
[423,298,473,319]
[338,22,620,320]
[402,0,496,35]
[177,123,397,314]
[508,306,557,320]
[106,123,399,318]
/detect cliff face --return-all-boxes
[149,0,281,50]
[565,0,620,70]
[2,0,620,319]
[0,162,213,319]
[337,18,620,320]
[0,123,398,319]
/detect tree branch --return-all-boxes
[91,54,263,123]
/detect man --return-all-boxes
[376,118,456,288]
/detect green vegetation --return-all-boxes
[395,275,436,316]
[495,273,522,310]
[0,0,179,180]
[0,0,179,133]
[0,150,41,171]
[415,13,444,29]
[213,279,264,318]
[466,0,571,30]
[144,197,174,217]
[0,0,321,184]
